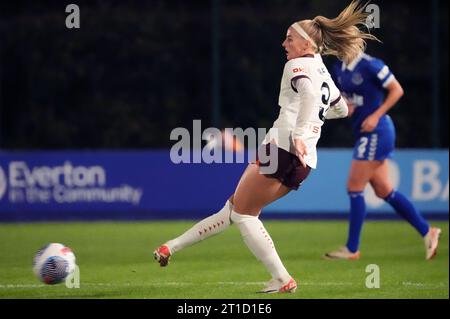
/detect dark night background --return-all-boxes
[0,0,448,150]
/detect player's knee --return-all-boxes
[347,178,365,193]
[232,200,261,217]
[232,191,262,216]
[372,183,392,199]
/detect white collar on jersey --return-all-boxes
[341,51,364,71]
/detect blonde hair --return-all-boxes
[298,1,380,64]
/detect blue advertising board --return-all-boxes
[0,151,244,221]
[0,149,448,221]
[267,149,449,217]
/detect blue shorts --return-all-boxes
[352,128,395,161]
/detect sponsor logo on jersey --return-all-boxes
[351,72,364,85]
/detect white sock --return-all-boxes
[231,210,291,283]
[165,200,233,254]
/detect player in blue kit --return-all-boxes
[325,51,442,260]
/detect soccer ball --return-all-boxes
[32,243,77,285]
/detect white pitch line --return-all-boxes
[0,284,45,288]
[0,282,346,288]
[401,281,447,287]
[0,281,446,289]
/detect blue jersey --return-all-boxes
[331,53,397,161]
[331,52,395,134]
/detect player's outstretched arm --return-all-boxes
[325,95,349,120]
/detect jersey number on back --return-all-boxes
[319,82,330,122]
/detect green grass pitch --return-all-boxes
[0,220,447,299]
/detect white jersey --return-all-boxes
[263,54,342,169]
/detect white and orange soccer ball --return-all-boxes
[32,243,77,285]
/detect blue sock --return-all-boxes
[384,190,429,237]
[346,191,366,253]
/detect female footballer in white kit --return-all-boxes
[154,1,376,293]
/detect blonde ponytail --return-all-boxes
[299,1,380,64]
